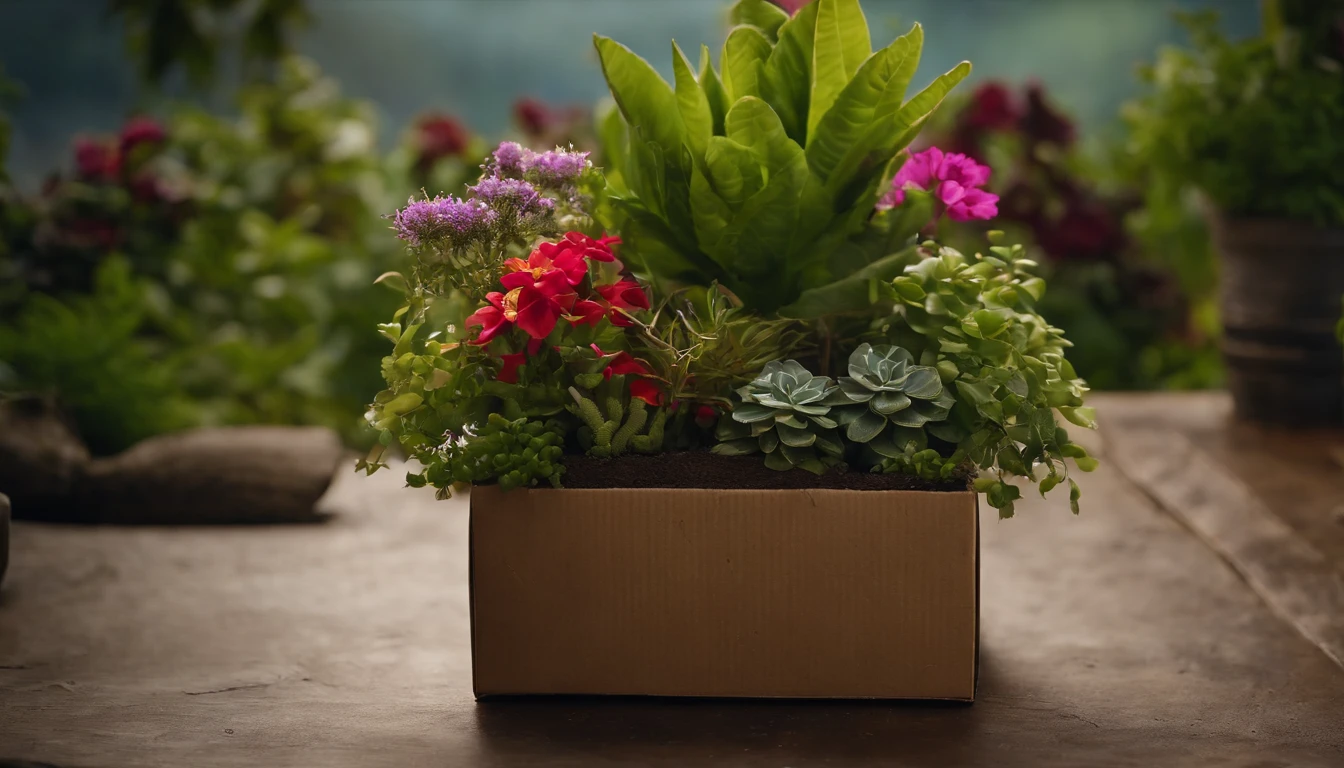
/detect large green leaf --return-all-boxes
[728,153,810,284]
[724,96,802,175]
[672,41,713,161]
[778,245,919,319]
[690,165,735,260]
[869,24,925,123]
[698,44,730,135]
[805,24,922,180]
[594,35,686,167]
[722,25,773,102]
[704,135,766,207]
[729,0,789,42]
[760,1,817,144]
[825,60,971,199]
[808,0,872,138]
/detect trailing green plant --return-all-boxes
[831,343,954,453]
[414,411,567,493]
[712,359,845,473]
[1125,7,1344,225]
[881,233,1098,517]
[593,0,970,313]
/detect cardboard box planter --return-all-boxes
[470,486,979,701]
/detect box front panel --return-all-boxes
[470,487,977,700]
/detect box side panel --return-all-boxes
[470,487,977,700]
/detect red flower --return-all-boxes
[497,351,527,384]
[74,139,119,181]
[414,113,469,167]
[594,278,649,327]
[465,291,514,345]
[537,231,622,267]
[565,299,607,327]
[513,98,552,138]
[502,246,588,288]
[499,262,574,298]
[465,285,565,343]
[119,117,166,155]
[597,349,665,406]
[694,405,718,429]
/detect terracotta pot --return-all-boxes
[1211,216,1344,427]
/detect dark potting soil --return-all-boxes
[559,451,974,492]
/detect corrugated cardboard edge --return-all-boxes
[469,486,981,704]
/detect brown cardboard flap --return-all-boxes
[471,487,978,701]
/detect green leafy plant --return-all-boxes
[712,359,845,473]
[593,0,970,313]
[832,343,953,451]
[883,233,1098,517]
[1125,8,1344,225]
[0,258,195,454]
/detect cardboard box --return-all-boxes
[470,486,979,701]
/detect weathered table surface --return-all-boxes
[1,392,1342,767]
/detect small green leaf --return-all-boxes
[730,0,789,41]
[808,0,872,138]
[1068,478,1082,514]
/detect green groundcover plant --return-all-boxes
[365,0,1097,518]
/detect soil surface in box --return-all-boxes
[559,451,973,492]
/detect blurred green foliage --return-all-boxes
[112,0,311,89]
[1125,5,1344,224]
[1,58,480,453]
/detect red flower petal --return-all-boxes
[497,352,527,384]
[630,378,664,406]
[513,285,562,339]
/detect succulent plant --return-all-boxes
[712,360,845,473]
[833,343,954,456]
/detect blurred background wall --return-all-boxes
[1,0,1258,190]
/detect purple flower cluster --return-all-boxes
[488,141,590,189]
[467,176,555,217]
[392,195,498,247]
[492,142,529,177]
[878,147,999,222]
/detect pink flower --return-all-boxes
[877,147,999,222]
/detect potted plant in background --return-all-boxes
[364,0,1097,702]
[1126,2,1344,426]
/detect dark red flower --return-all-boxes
[497,351,527,384]
[415,113,469,167]
[465,291,514,345]
[1020,82,1075,148]
[694,405,718,429]
[119,117,166,155]
[513,98,552,139]
[1035,200,1124,262]
[964,82,1020,132]
[466,286,565,343]
[74,138,119,181]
